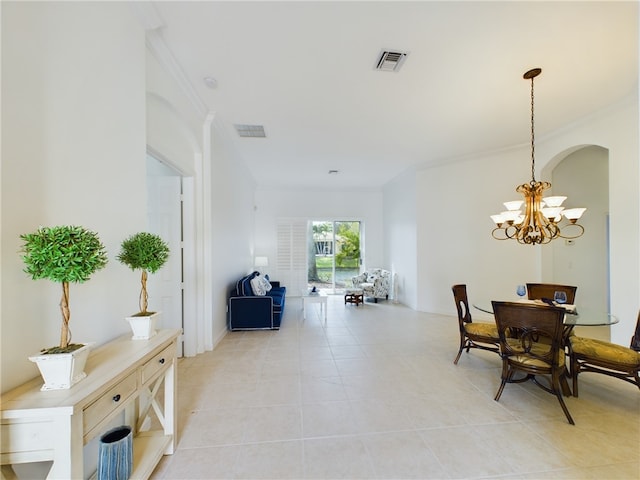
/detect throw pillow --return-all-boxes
[250,276,267,296]
[260,275,272,292]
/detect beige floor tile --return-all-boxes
[330,344,367,359]
[301,376,347,403]
[242,405,302,442]
[303,436,375,479]
[178,407,249,448]
[253,377,301,406]
[348,398,415,433]
[205,380,259,408]
[472,422,574,474]
[301,401,360,437]
[156,445,240,479]
[299,345,334,361]
[362,430,449,479]
[151,295,638,480]
[234,440,304,479]
[300,358,340,377]
[419,426,518,479]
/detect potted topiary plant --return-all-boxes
[20,225,108,390]
[116,232,170,339]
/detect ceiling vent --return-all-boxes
[234,124,266,138]
[374,50,409,72]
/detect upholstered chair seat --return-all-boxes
[570,337,640,367]
[451,284,500,364]
[464,322,499,339]
[569,312,640,397]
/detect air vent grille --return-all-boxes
[234,124,266,138]
[375,50,408,72]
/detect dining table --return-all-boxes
[472,299,619,396]
[473,299,619,339]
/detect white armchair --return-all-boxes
[352,268,391,302]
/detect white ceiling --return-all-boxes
[147,1,638,190]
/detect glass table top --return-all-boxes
[473,299,618,327]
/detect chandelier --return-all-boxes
[490,68,586,245]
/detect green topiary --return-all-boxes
[116,232,170,315]
[20,225,108,352]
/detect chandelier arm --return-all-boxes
[491,228,512,240]
[557,224,585,240]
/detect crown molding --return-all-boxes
[130,2,209,120]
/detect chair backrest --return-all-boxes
[631,310,640,352]
[526,283,577,304]
[452,284,472,326]
[491,301,566,366]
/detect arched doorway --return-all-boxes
[544,145,610,340]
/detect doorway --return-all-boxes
[146,154,184,356]
[548,146,610,340]
[307,220,361,293]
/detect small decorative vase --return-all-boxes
[126,311,161,340]
[97,425,133,480]
[28,343,93,391]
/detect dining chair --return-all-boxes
[526,283,577,304]
[568,310,640,396]
[452,284,500,364]
[492,301,574,425]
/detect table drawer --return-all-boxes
[141,343,175,385]
[83,372,137,436]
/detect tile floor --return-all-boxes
[151,295,639,479]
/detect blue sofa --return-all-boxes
[227,272,286,330]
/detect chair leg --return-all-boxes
[555,391,575,425]
[553,371,575,425]
[494,363,512,401]
[571,358,580,398]
[494,378,507,401]
[560,375,572,397]
[454,336,466,365]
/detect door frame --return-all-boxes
[146,149,197,357]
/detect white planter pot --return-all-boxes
[126,311,161,340]
[29,343,93,391]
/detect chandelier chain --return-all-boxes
[530,75,536,183]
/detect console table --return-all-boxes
[1,329,180,479]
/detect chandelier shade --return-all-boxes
[490,68,586,245]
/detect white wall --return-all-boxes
[146,50,202,176]
[538,96,639,345]
[1,2,147,392]
[383,170,418,309]
[145,34,258,354]
[542,146,609,311]
[210,122,257,344]
[549,146,609,341]
[407,95,639,343]
[415,145,539,320]
[253,188,385,285]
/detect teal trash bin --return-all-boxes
[97,426,133,480]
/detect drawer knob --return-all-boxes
[159,358,165,364]
[112,394,121,402]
